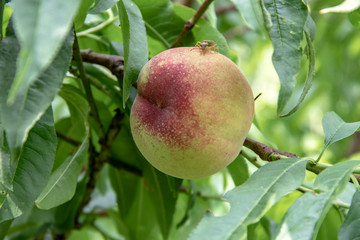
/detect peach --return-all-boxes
[130,47,254,179]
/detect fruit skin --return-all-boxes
[130,47,254,179]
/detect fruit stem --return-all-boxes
[171,0,215,48]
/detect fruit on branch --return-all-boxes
[130,47,254,179]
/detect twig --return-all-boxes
[56,131,81,146]
[243,137,297,161]
[80,49,124,77]
[75,109,124,228]
[171,0,214,48]
[73,32,105,139]
[107,157,142,176]
[215,3,237,16]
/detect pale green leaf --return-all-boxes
[8,0,81,103]
[320,0,360,14]
[117,0,148,108]
[189,158,307,240]
[263,0,308,115]
[317,112,360,161]
[89,0,117,14]
[274,160,360,240]
[280,15,316,117]
[231,0,264,32]
[0,108,57,223]
[35,86,90,210]
[0,21,74,158]
[35,134,88,209]
[338,189,360,240]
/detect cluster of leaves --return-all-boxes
[0,0,359,239]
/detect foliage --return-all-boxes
[0,0,360,239]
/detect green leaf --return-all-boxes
[173,5,229,57]
[134,0,181,49]
[0,22,74,158]
[89,0,117,14]
[263,0,308,115]
[117,0,148,108]
[320,0,360,14]
[124,179,162,240]
[54,177,87,232]
[0,108,57,223]
[35,134,88,209]
[348,9,360,27]
[142,159,182,239]
[317,112,360,161]
[227,154,249,186]
[0,219,12,239]
[109,166,140,218]
[35,85,90,210]
[274,160,360,240]
[280,15,316,117]
[74,0,94,29]
[8,0,81,103]
[0,140,12,192]
[134,0,228,56]
[230,0,264,32]
[189,158,307,240]
[202,0,217,28]
[338,189,360,240]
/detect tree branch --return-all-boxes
[243,137,297,160]
[171,0,214,48]
[80,49,124,77]
[73,32,105,139]
[75,109,124,228]
[215,3,237,16]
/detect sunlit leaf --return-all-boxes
[117,0,148,108]
[320,0,360,14]
[274,160,360,240]
[263,0,308,115]
[338,189,360,240]
[189,158,306,240]
[8,0,81,103]
[0,108,57,223]
[317,112,360,161]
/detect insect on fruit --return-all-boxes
[194,40,219,54]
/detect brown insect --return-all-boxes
[193,40,219,54]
